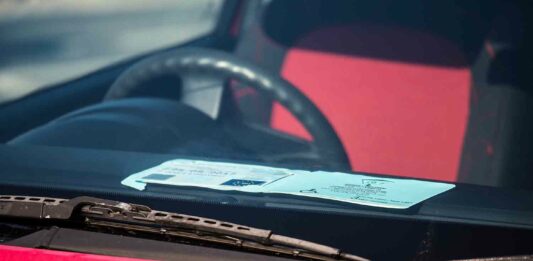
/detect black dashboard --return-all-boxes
[1,144,533,259]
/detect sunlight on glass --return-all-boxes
[0,0,223,103]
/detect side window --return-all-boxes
[0,0,224,104]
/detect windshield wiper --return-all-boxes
[0,195,368,261]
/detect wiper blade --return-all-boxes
[0,195,368,261]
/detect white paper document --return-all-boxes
[122,159,455,209]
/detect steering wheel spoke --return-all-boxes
[179,72,226,119]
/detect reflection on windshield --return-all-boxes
[2,0,532,189]
[0,0,223,103]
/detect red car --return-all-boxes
[0,0,532,260]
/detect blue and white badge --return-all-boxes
[122,159,455,209]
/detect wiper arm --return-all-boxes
[0,195,368,261]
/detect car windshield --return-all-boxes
[2,1,533,260]
[1,0,532,225]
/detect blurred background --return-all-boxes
[0,0,223,103]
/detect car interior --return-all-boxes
[2,0,532,187]
[1,0,533,259]
[234,0,533,188]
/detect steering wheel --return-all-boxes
[104,48,350,170]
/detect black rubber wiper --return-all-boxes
[0,195,368,261]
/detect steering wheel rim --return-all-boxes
[104,47,351,170]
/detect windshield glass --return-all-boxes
[2,2,533,260]
[1,0,532,218]
[0,0,223,104]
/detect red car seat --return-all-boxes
[272,24,470,181]
[234,0,529,187]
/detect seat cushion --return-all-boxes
[271,24,471,181]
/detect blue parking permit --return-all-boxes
[264,171,455,209]
[129,159,292,191]
[121,171,149,190]
[121,159,454,209]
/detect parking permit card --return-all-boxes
[121,164,164,191]
[122,159,454,209]
[263,171,455,209]
[133,159,292,191]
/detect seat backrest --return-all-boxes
[272,24,471,181]
[234,0,518,184]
